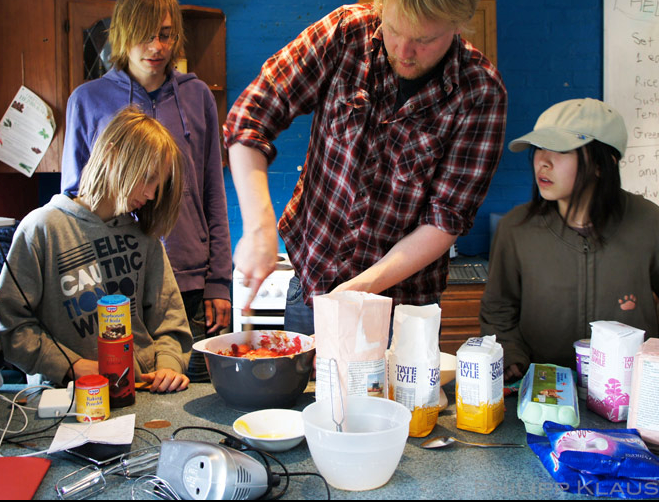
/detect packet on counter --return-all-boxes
[528,421,659,499]
[545,421,659,480]
[313,291,392,424]
[517,363,579,436]
[386,303,441,438]
[628,338,659,445]
[456,336,504,434]
[588,321,644,422]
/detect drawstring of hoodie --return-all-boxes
[128,77,135,107]
[124,69,191,140]
[171,74,191,140]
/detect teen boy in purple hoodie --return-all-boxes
[61,0,231,382]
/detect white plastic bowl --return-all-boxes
[233,409,305,452]
[302,396,411,491]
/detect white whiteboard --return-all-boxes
[604,0,659,205]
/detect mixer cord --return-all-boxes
[171,426,331,500]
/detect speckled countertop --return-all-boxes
[1,381,627,500]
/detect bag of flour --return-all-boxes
[587,321,644,422]
[313,291,392,424]
[386,304,441,438]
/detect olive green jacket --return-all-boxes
[480,190,659,372]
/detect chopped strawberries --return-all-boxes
[219,332,303,359]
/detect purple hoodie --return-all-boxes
[61,68,232,300]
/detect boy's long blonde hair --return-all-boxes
[109,0,185,73]
[373,0,477,29]
[78,106,184,237]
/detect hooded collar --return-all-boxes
[51,193,136,228]
[103,67,192,139]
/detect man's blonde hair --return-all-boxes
[109,0,185,73]
[373,0,478,29]
[78,106,184,237]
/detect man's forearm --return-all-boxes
[333,225,458,295]
[228,143,276,232]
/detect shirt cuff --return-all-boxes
[156,354,186,374]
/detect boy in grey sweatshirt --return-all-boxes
[0,108,192,390]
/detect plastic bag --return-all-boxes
[545,422,659,480]
[527,421,659,499]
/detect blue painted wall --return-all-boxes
[41,0,605,258]
[484,0,603,256]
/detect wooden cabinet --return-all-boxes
[178,5,227,129]
[440,282,485,355]
[0,0,227,174]
[357,0,497,66]
[0,0,61,174]
[466,0,497,66]
[440,261,488,355]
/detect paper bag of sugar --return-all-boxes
[386,304,441,437]
[313,291,392,425]
[587,321,644,422]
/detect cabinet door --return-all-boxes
[440,283,486,355]
[179,5,227,142]
[0,0,60,174]
[467,0,497,66]
[66,0,116,95]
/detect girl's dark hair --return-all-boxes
[524,140,623,244]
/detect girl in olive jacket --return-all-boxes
[480,99,659,380]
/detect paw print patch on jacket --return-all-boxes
[618,294,637,311]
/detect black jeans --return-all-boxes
[283,275,315,335]
[182,289,210,382]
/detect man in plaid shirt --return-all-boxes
[224,0,507,335]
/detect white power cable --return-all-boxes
[0,394,30,434]
[0,384,54,452]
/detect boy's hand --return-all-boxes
[140,369,190,392]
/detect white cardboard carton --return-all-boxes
[587,321,644,422]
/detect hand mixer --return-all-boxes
[156,439,270,500]
[55,440,271,500]
[55,446,161,499]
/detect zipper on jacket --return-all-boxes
[582,237,592,339]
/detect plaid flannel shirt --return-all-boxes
[224,4,507,306]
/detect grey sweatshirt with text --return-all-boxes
[0,194,192,384]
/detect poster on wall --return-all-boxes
[0,86,56,178]
[604,0,659,205]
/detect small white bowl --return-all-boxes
[233,409,305,452]
[440,352,457,386]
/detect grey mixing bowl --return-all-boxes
[193,331,315,411]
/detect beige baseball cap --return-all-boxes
[508,98,628,157]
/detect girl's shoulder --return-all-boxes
[498,202,536,227]
[621,191,659,223]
